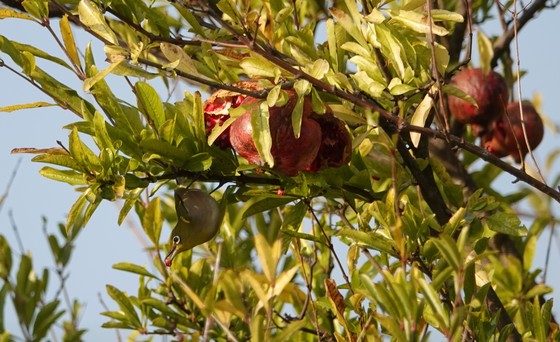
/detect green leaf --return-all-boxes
[60,15,81,69]
[375,24,406,78]
[243,197,295,219]
[143,197,162,246]
[329,7,367,47]
[118,188,144,225]
[183,152,212,172]
[11,40,72,69]
[160,42,206,78]
[69,126,100,171]
[106,285,142,328]
[0,8,39,21]
[415,269,450,330]
[78,0,118,45]
[32,153,82,171]
[280,228,322,243]
[32,301,64,341]
[307,59,330,79]
[477,31,493,74]
[83,58,124,92]
[21,50,35,76]
[430,9,464,23]
[21,0,49,19]
[141,298,181,318]
[430,235,461,271]
[254,234,282,283]
[0,102,56,112]
[240,55,280,78]
[92,111,114,151]
[39,167,87,186]
[135,81,165,130]
[443,84,478,107]
[112,262,160,280]
[0,235,12,279]
[251,101,274,167]
[388,10,449,36]
[337,228,396,255]
[281,201,307,231]
[409,87,435,147]
[483,212,527,236]
[66,191,88,235]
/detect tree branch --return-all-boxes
[491,0,549,68]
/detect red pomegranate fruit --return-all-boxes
[229,92,323,176]
[308,111,352,172]
[482,101,544,163]
[204,91,245,149]
[448,68,508,128]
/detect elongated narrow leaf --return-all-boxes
[329,7,367,47]
[254,234,282,283]
[410,89,434,147]
[106,285,142,328]
[69,127,101,170]
[39,167,87,186]
[143,197,162,246]
[0,236,12,279]
[135,81,165,130]
[484,212,527,236]
[160,42,206,78]
[430,235,461,271]
[78,0,118,44]
[243,197,295,219]
[83,58,124,92]
[0,8,38,21]
[32,153,82,171]
[388,10,449,36]
[66,192,88,235]
[60,15,81,68]
[118,188,143,225]
[251,102,274,167]
[112,262,160,280]
[0,102,56,112]
[32,301,64,341]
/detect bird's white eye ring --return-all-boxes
[173,235,180,244]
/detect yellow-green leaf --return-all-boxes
[60,15,81,69]
[410,87,435,147]
[254,234,281,283]
[0,8,38,22]
[135,81,165,130]
[388,10,449,36]
[0,102,56,112]
[252,102,274,167]
[78,0,118,45]
[83,57,124,92]
[477,31,493,75]
[39,167,87,186]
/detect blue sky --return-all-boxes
[0,5,559,341]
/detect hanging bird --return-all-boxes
[165,188,223,266]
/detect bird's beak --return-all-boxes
[164,245,178,267]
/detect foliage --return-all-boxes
[1,0,560,340]
[0,218,86,342]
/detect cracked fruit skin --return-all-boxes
[204,92,244,149]
[482,101,544,163]
[308,111,352,172]
[448,68,508,127]
[229,92,322,176]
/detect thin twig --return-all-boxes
[0,158,21,214]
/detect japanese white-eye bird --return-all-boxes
[165,188,223,266]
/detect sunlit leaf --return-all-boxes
[112,262,160,280]
[78,0,118,45]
